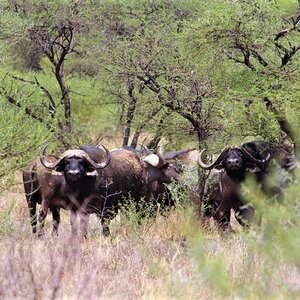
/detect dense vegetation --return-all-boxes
[1,1,299,155]
[0,0,299,299]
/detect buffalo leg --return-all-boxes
[70,209,79,237]
[51,208,61,236]
[37,207,48,237]
[97,204,119,236]
[79,211,89,238]
[235,206,255,227]
[214,209,231,229]
[97,209,117,236]
[28,199,37,234]
[101,219,110,237]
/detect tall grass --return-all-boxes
[0,168,300,299]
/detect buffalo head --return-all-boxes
[40,144,111,183]
[143,146,181,184]
[198,144,271,180]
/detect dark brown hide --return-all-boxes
[200,141,271,228]
[143,156,181,214]
[23,146,182,237]
[206,171,254,227]
[119,146,182,213]
[23,156,70,235]
[146,181,174,214]
[38,148,146,237]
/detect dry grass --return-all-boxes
[0,182,300,300]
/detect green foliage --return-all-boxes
[0,2,299,298]
[176,165,299,299]
[191,234,234,296]
[0,100,50,179]
[0,0,298,152]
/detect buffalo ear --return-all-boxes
[51,170,63,176]
[85,163,99,174]
[86,170,98,176]
[246,163,261,173]
[85,164,99,176]
[214,163,224,170]
[161,162,170,169]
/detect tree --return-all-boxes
[95,0,222,150]
[0,0,88,138]
[0,100,50,183]
[91,1,225,212]
[186,0,300,150]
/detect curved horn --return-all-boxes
[40,144,111,170]
[163,149,196,161]
[84,145,111,169]
[198,147,229,170]
[240,144,271,167]
[140,144,152,156]
[156,145,165,168]
[40,144,62,169]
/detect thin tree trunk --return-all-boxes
[55,63,72,134]
[130,130,141,149]
[122,80,137,146]
[193,125,209,217]
[264,97,298,153]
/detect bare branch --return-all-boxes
[11,75,57,117]
[4,94,44,123]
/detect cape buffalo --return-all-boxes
[142,150,182,214]
[23,155,61,235]
[23,145,111,236]
[114,145,186,214]
[23,145,180,237]
[198,141,271,228]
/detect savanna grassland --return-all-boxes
[1,1,300,299]
[0,168,300,300]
